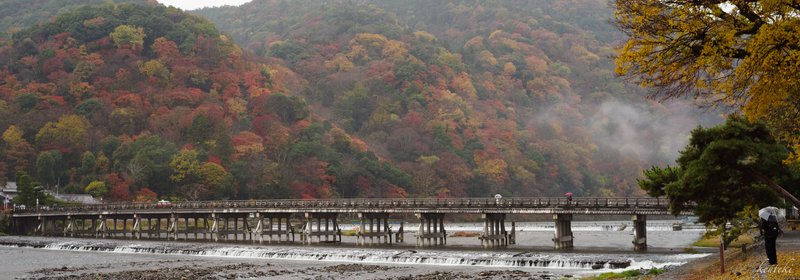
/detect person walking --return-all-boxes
[762,214,783,265]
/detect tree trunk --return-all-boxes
[752,172,800,209]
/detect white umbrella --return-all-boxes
[759,206,786,223]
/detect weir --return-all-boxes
[10,197,687,251]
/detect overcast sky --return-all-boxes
[156,0,252,11]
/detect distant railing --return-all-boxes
[12,197,688,214]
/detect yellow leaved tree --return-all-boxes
[614,0,800,206]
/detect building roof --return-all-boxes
[1,181,17,192]
[55,194,101,205]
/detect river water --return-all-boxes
[0,220,711,279]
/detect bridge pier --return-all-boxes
[552,214,573,249]
[211,213,251,242]
[35,216,48,236]
[72,216,92,237]
[357,213,392,246]
[174,214,210,241]
[480,213,509,248]
[302,212,341,244]
[139,215,170,239]
[253,213,294,244]
[39,216,68,236]
[632,214,647,251]
[509,222,516,245]
[415,213,446,247]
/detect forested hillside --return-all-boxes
[196,0,718,198]
[0,3,413,203]
[0,0,716,204]
[0,0,149,38]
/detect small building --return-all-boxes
[1,181,17,200]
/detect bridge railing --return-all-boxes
[11,197,679,214]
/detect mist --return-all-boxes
[589,100,723,165]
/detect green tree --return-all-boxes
[334,84,373,132]
[84,181,108,198]
[35,151,56,188]
[80,151,96,177]
[614,0,800,164]
[265,93,309,123]
[170,149,201,183]
[169,149,203,200]
[110,24,146,51]
[111,136,177,194]
[637,116,794,245]
[12,171,50,207]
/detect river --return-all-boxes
[0,220,711,279]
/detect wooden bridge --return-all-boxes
[9,197,691,251]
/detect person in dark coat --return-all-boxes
[761,214,782,265]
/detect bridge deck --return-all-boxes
[11,197,690,217]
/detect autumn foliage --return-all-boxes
[0,1,706,202]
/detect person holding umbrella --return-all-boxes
[759,206,784,265]
[565,192,573,204]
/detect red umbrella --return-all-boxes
[564,192,573,196]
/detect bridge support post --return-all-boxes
[302,212,340,244]
[211,213,219,242]
[156,218,163,239]
[132,215,141,239]
[97,215,106,238]
[396,221,404,243]
[64,215,74,237]
[112,218,117,238]
[35,216,45,236]
[169,214,178,240]
[415,213,446,247]
[357,213,392,246]
[552,214,573,249]
[509,222,516,245]
[480,213,508,248]
[632,214,647,251]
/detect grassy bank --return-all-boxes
[582,268,664,279]
[691,234,754,248]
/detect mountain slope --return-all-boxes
[195,0,718,197]
[0,0,150,38]
[0,2,413,201]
